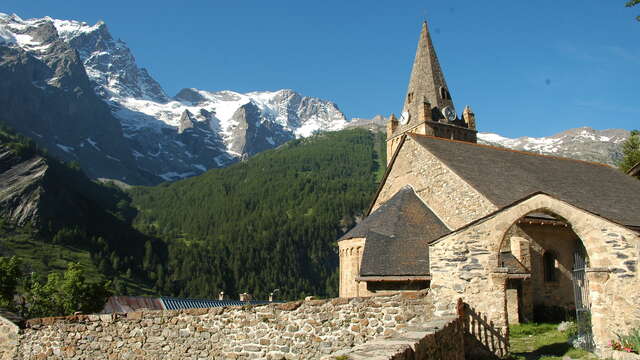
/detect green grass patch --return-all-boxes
[509,323,596,360]
[0,232,100,281]
[0,225,155,296]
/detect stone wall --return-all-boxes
[0,315,18,360]
[7,292,443,359]
[323,315,463,360]
[517,223,580,312]
[373,136,497,230]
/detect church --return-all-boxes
[338,21,640,353]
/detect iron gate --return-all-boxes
[572,245,594,351]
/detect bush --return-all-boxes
[26,262,112,318]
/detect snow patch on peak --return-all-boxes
[479,128,630,166]
[50,17,101,40]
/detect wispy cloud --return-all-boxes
[575,99,640,115]
[602,45,640,65]
[553,41,601,62]
[553,41,640,66]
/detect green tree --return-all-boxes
[618,130,640,173]
[0,256,21,309]
[627,0,640,21]
[27,263,112,318]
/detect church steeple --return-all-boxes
[385,21,477,158]
[387,21,477,157]
[402,21,454,122]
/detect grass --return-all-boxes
[0,225,155,296]
[509,323,598,360]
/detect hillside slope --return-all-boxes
[129,129,386,299]
[0,124,164,294]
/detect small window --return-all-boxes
[440,87,452,100]
[407,92,414,104]
[543,251,557,282]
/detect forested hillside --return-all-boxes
[0,123,164,295]
[129,129,386,300]
[0,126,385,303]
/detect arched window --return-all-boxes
[439,87,452,100]
[543,251,557,282]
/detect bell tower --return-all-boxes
[387,21,477,157]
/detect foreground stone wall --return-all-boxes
[324,315,463,360]
[0,315,18,360]
[10,292,439,359]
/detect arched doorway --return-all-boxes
[497,210,594,350]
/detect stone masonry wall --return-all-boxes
[373,136,497,230]
[338,237,368,298]
[0,316,18,360]
[323,315,463,360]
[10,292,439,359]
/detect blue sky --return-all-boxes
[2,1,639,137]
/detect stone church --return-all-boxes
[338,21,640,352]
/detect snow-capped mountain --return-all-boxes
[0,13,348,183]
[0,13,629,184]
[346,114,628,166]
[478,127,628,166]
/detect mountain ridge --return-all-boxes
[0,12,631,183]
[0,13,349,184]
[477,126,628,166]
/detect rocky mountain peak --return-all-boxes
[478,128,628,166]
[178,110,196,134]
[175,88,206,104]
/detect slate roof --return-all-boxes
[499,252,529,274]
[341,186,449,276]
[409,134,640,227]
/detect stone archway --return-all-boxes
[497,208,596,349]
[428,194,639,354]
[497,210,582,322]
[486,194,640,352]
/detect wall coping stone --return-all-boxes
[322,315,462,360]
[601,349,640,360]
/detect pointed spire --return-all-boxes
[402,21,454,122]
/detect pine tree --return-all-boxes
[618,130,640,173]
[627,0,640,21]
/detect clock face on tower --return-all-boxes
[399,111,410,125]
[442,106,456,122]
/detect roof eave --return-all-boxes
[356,275,432,282]
[366,134,407,216]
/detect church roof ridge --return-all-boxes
[410,133,640,227]
[406,133,613,169]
